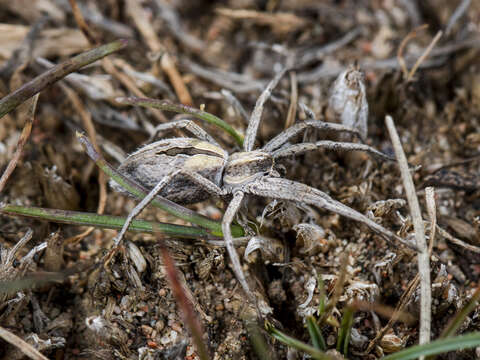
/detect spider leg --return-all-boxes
[221,191,256,303]
[113,169,226,246]
[244,177,417,251]
[262,120,364,152]
[150,118,220,146]
[272,140,396,162]
[244,68,288,152]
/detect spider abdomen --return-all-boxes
[112,138,227,204]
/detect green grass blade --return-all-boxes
[306,316,326,351]
[244,317,272,360]
[0,204,212,239]
[382,332,480,360]
[116,97,244,146]
[265,321,333,360]
[317,274,326,316]
[337,306,354,355]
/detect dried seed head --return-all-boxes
[329,66,369,141]
[293,223,328,255]
[85,315,108,334]
[127,242,147,273]
[380,333,406,353]
[244,235,285,263]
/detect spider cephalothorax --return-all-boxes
[223,151,275,188]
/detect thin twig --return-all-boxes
[297,35,480,83]
[0,326,49,360]
[385,115,431,350]
[407,30,443,81]
[161,53,193,106]
[102,59,168,123]
[125,0,164,53]
[284,71,298,129]
[351,300,416,325]
[0,94,38,192]
[366,274,420,353]
[182,59,265,93]
[398,0,422,27]
[155,229,210,360]
[294,27,361,68]
[445,0,471,35]
[436,226,480,254]
[68,0,98,44]
[318,253,349,325]
[154,0,205,52]
[425,187,437,254]
[116,97,244,146]
[397,24,429,79]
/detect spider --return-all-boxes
[112,69,413,303]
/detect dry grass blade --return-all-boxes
[154,229,210,360]
[0,94,38,192]
[366,275,420,353]
[407,31,443,81]
[436,226,480,254]
[154,0,205,52]
[68,0,97,44]
[294,27,361,68]
[352,301,416,325]
[397,24,429,79]
[318,253,349,325]
[125,0,163,53]
[445,0,471,35]
[102,59,168,123]
[284,71,298,129]
[425,187,436,254]
[385,115,431,350]
[0,39,127,119]
[216,8,309,35]
[161,53,193,106]
[0,326,49,360]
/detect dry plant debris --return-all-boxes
[0,1,479,359]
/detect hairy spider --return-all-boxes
[112,70,412,303]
